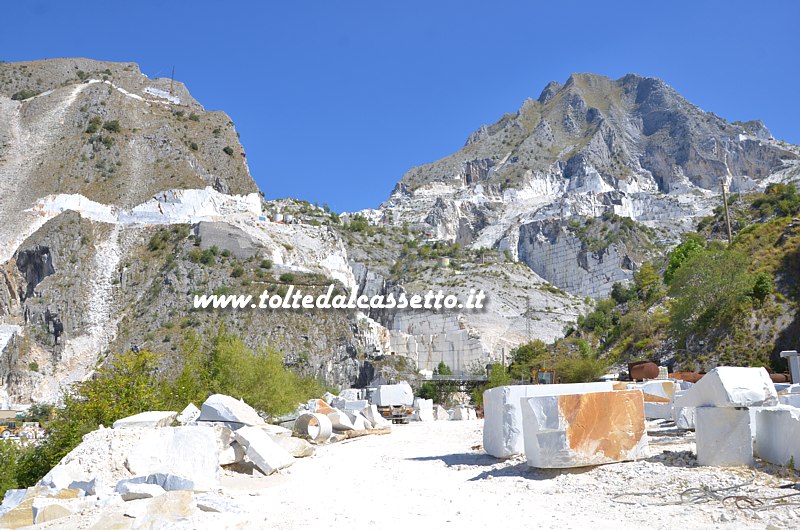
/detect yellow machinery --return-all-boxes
[0,422,20,440]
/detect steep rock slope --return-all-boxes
[379,73,800,297]
[0,60,378,404]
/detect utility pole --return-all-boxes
[525,297,532,343]
[721,178,733,245]
[169,66,175,96]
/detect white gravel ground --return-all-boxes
[30,419,800,529]
[223,419,800,530]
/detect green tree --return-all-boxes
[633,262,664,303]
[0,441,21,497]
[664,238,704,284]
[471,363,511,406]
[751,271,774,306]
[15,349,165,487]
[210,334,321,417]
[434,361,452,376]
[161,332,212,409]
[508,340,548,380]
[668,249,754,341]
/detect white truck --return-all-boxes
[370,382,414,424]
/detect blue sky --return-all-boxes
[2,1,798,211]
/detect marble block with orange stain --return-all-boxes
[520,390,648,468]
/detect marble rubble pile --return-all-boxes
[0,391,392,528]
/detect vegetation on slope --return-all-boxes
[0,330,324,497]
[565,182,800,373]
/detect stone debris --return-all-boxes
[177,403,201,425]
[193,493,251,514]
[39,427,146,493]
[411,398,434,422]
[273,435,316,457]
[32,496,94,525]
[339,388,362,401]
[361,404,392,429]
[7,393,398,526]
[123,490,197,529]
[433,404,450,421]
[294,413,334,443]
[126,426,220,491]
[451,405,478,421]
[233,426,295,475]
[520,390,648,468]
[114,480,167,501]
[0,487,82,529]
[260,423,294,438]
[218,440,247,466]
[197,394,265,428]
[672,401,696,430]
[695,406,753,466]
[327,409,356,431]
[344,409,372,430]
[483,383,614,458]
[674,367,778,408]
[307,398,337,415]
[112,410,177,429]
[0,489,27,517]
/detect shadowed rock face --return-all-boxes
[16,246,55,299]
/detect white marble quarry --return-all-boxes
[233,426,295,475]
[780,393,800,408]
[482,383,614,458]
[635,380,676,402]
[451,406,478,421]
[411,398,434,422]
[695,407,753,467]
[671,391,696,430]
[753,407,800,466]
[126,427,220,491]
[674,367,777,409]
[644,401,672,420]
[197,394,264,428]
[112,411,177,429]
[177,403,201,425]
[520,390,648,468]
[326,409,355,431]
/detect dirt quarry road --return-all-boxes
[227,420,798,530]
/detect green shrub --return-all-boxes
[471,363,511,406]
[259,259,273,270]
[223,146,234,156]
[11,89,39,101]
[751,271,774,305]
[231,266,244,278]
[190,142,198,151]
[85,116,102,134]
[102,120,120,133]
[209,334,322,417]
[279,273,295,283]
[0,441,22,497]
